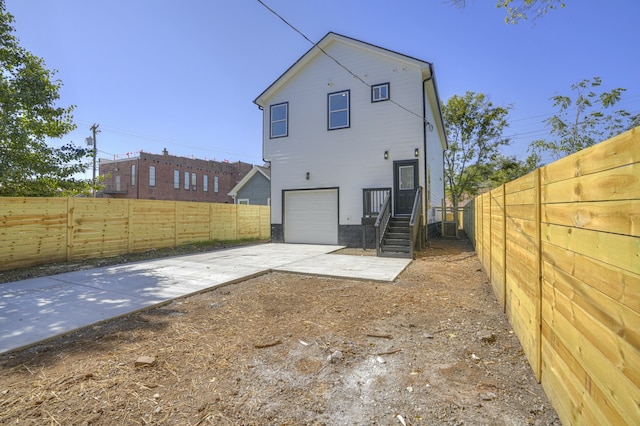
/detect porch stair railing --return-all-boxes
[375,187,423,259]
[374,192,392,257]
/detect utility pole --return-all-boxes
[90,123,100,198]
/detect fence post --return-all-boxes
[128,199,134,254]
[174,201,179,247]
[66,197,75,262]
[501,184,507,313]
[534,168,542,382]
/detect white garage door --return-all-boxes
[284,189,338,244]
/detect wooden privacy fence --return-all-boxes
[464,127,640,425]
[0,198,270,272]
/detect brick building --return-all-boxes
[98,149,253,203]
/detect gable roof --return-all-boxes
[253,32,447,149]
[254,32,434,107]
[228,165,271,197]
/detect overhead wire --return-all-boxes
[256,0,434,129]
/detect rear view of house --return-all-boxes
[255,32,447,256]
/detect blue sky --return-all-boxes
[6,0,640,178]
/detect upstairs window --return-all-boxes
[214,176,219,193]
[203,174,209,192]
[184,171,190,190]
[270,102,288,138]
[131,164,136,186]
[191,172,197,190]
[174,170,180,189]
[328,90,350,130]
[372,83,390,102]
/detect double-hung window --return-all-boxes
[372,83,390,102]
[173,170,180,189]
[203,175,209,192]
[184,171,190,190]
[270,102,288,138]
[328,90,350,130]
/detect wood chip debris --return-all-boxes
[253,339,282,349]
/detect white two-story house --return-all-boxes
[254,32,447,257]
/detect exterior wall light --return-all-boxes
[305,172,310,180]
[415,148,419,157]
[384,151,389,160]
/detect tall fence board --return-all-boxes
[0,199,270,271]
[464,127,640,425]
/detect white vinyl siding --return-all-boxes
[260,36,445,231]
[284,189,338,244]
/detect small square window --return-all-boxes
[372,83,389,102]
[328,90,350,130]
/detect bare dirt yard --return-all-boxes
[0,238,560,425]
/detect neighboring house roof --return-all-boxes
[227,165,271,197]
[253,32,447,149]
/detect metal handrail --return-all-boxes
[374,191,392,256]
[408,187,423,258]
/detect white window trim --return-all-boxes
[237,199,250,205]
[372,82,390,102]
[270,102,288,138]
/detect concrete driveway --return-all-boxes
[0,243,411,354]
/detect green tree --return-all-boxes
[449,0,566,24]
[469,152,540,189]
[443,92,511,232]
[529,77,639,161]
[0,0,91,197]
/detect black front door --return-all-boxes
[393,159,419,216]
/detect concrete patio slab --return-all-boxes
[0,243,411,355]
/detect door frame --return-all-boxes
[393,159,419,216]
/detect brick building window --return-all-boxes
[131,164,136,186]
[191,172,197,190]
[184,171,189,190]
[174,170,180,189]
[203,175,209,192]
[214,176,219,193]
[149,166,156,187]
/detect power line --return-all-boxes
[256,0,434,130]
[75,120,263,160]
